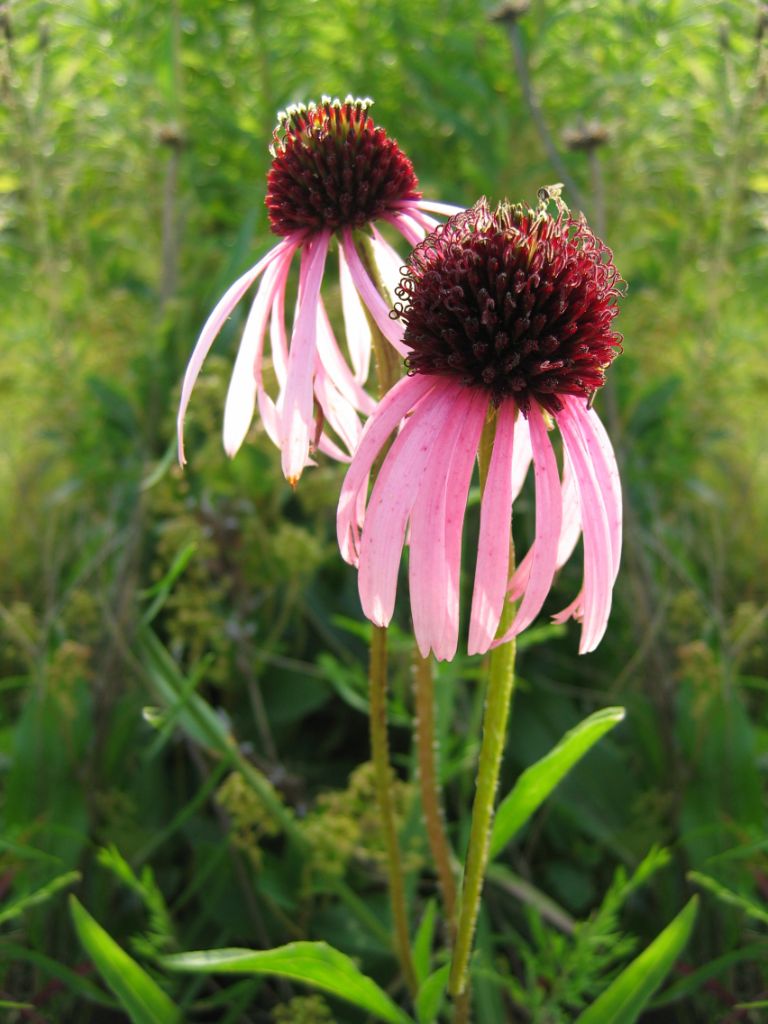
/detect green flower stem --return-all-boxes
[448,624,517,1005]
[414,651,458,928]
[449,408,517,1014]
[370,624,419,997]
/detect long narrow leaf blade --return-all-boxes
[69,897,180,1024]
[162,942,415,1024]
[490,707,625,858]
[575,897,698,1024]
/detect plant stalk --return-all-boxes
[449,410,517,1014]
[369,625,419,997]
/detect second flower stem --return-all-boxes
[369,624,418,997]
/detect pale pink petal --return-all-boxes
[401,206,440,235]
[408,390,478,658]
[508,449,582,602]
[315,297,376,415]
[222,245,295,457]
[494,403,562,644]
[575,401,622,582]
[468,401,517,655]
[337,373,436,564]
[411,199,466,218]
[358,381,462,627]
[339,244,372,383]
[340,228,409,356]
[313,360,360,458]
[280,230,331,483]
[177,235,297,464]
[510,412,532,502]
[383,211,426,247]
[556,451,582,567]
[433,390,488,660]
[555,400,614,653]
[269,263,290,389]
[370,226,406,305]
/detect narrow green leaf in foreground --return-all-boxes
[69,897,180,1024]
[161,942,416,1024]
[490,707,625,858]
[575,897,698,1024]
[0,870,80,927]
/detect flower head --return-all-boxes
[338,196,624,660]
[177,96,461,485]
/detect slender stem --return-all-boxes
[369,625,419,997]
[414,651,458,927]
[449,411,516,1014]
[449,622,517,1005]
[506,20,586,213]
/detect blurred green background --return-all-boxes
[1,0,767,1020]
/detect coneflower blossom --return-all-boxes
[177,96,460,484]
[338,197,624,660]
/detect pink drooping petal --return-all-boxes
[280,230,331,483]
[510,412,533,502]
[508,448,581,602]
[315,298,376,416]
[313,359,360,459]
[411,199,466,218]
[339,244,372,384]
[434,390,488,660]
[340,228,409,356]
[222,245,295,457]
[468,401,517,655]
[575,401,622,582]
[556,451,582,567]
[555,400,614,653]
[269,262,290,389]
[177,235,298,464]
[337,373,436,564]
[358,381,463,627]
[370,225,406,306]
[383,211,427,248]
[494,403,563,645]
[401,206,440,235]
[408,389,485,659]
[408,400,469,658]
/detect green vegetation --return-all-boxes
[1,0,767,1020]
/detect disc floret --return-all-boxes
[394,197,624,413]
[266,96,422,236]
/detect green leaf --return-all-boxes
[650,942,768,1008]
[0,871,81,927]
[69,897,181,1024]
[412,898,437,985]
[575,897,698,1024]
[688,870,768,926]
[490,707,625,858]
[416,964,449,1024]
[161,942,416,1024]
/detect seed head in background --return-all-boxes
[338,195,625,660]
[177,96,460,484]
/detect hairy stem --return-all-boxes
[414,651,458,927]
[449,622,517,1007]
[369,625,419,996]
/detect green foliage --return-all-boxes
[162,941,416,1024]
[1,0,767,1019]
[69,897,181,1024]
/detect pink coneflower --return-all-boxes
[338,197,624,660]
[177,96,459,484]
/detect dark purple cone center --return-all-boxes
[266,97,422,237]
[394,198,624,412]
